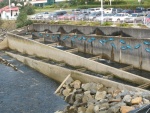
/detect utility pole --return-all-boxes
[101,0,103,24]
[9,0,11,20]
[110,0,112,6]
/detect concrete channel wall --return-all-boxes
[32,24,150,38]
[6,52,150,93]
[33,32,150,71]
[5,33,150,85]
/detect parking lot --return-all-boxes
[29,7,150,27]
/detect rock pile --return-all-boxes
[55,79,150,113]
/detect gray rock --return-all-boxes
[74,99,82,107]
[82,83,97,92]
[119,90,130,98]
[97,84,104,90]
[82,91,94,103]
[143,98,150,104]
[99,99,109,103]
[134,92,142,97]
[78,106,86,113]
[142,93,150,100]
[62,87,72,97]
[108,102,126,113]
[99,110,108,113]
[75,88,83,94]
[65,93,75,105]
[65,77,74,85]
[107,87,115,94]
[109,102,118,107]
[100,102,109,109]
[58,87,64,96]
[123,95,132,103]
[94,105,99,113]
[75,94,83,101]
[86,103,94,113]
[68,106,78,113]
[70,80,81,89]
[129,91,135,96]
[106,94,112,100]
[95,91,106,100]
[63,106,70,113]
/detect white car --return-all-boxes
[124,13,144,23]
[88,8,103,13]
[111,13,130,22]
[94,13,114,21]
[104,8,114,14]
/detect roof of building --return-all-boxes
[0,6,19,14]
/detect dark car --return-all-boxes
[112,8,123,14]
[122,9,134,14]
[134,7,146,13]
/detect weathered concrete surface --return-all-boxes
[5,33,150,85]
[6,51,150,93]
[0,37,8,50]
[0,53,66,113]
[31,24,150,38]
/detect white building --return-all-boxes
[0,6,19,20]
[24,0,47,5]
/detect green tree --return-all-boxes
[16,11,27,28]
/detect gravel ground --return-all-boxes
[0,53,67,113]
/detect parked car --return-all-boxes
[111,13,130,22]
[134,7,146,13]
[72,9,81,14]
[35,13,43,19]
[88,8,102,13]
[122,9,134,14]
[65,14,77,20]
[146,8,150,15]
[77,13,89,20]
[57,14,68,20]
[88,12,101,20]
[49,10,67,20]
[145,13,150,24]
[104,8,114,14]
[43,12,50,19]
[94,13,114,21]
[124,13,144,23]
[112,8,123,14]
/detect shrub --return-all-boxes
[101,22,113,26]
